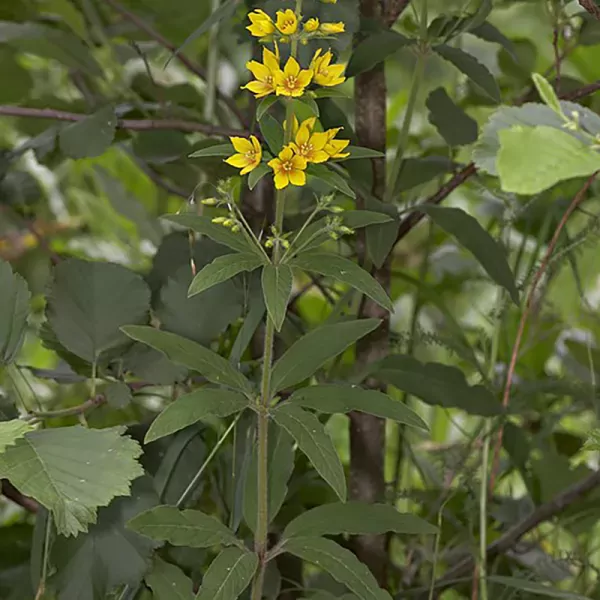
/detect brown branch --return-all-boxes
[1,479,39,513]
[561,79,600,101]
[385,0,412,27]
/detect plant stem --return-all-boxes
[204,0,220,123]
[35,512,53,600]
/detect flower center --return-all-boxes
[286,75,297,89]
[299,143,313,155]
[266,75,273,84]
[282,160,294,172]
[283,19,294,29]
[245,150,256,160]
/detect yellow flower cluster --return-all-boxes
[246,8,344,41]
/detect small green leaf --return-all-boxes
[342,210,393,228]
[145,388,249,443]
[307,164,356,198]
[0,420,35,454]
[257,96,279,121]
[470,21,516,60]
[262,264,293,332]
[396,156,455,191]
[313,88,350,99]
[347,30,412,77]
[104,381,132,409]
[489,576,592,599]
[532,72,562,114]
[295,95,320,117]
[248,163,270,190]
[340,146,385,160]
[189,253,264,298]
[271,319,380,393]
[0,259,30,365]
[145,558,194,600]
[260,113,284,155]
[426,87,478,147]
[272,404,346,501]
[188,143,234,158]
[59,105,117,158]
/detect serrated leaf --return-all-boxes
[497,125,600,195]
[189,253,264,297]
[272,404,346,501]
[426,87,478,146]
[145,388,249,443]
[261,264,292,332]
[489,576,592,599]
[128,505,240,548]
[283,537,391,600]
[122,326,253,395]
[0,259,30,365]
[257,96,279,121]
[195,546,258,600]
[59,105,116,158]
[283,502,437,539]
[347,30,411,77]
[271,319,380,393]
[248,163,270,190]
[307,164,356,198]
[188,143,234,158]
[0,426,143,536]
[260,113,284,155]
[145,558,194,600]
[0,420,35,453]
[288,384,427,430]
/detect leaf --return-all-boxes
[257,96,279,121]
[295,95,320,118]
[128,505,240,548]
[415,205,519,304]
[497,125,600,195]
[396,156,455,191]
[283,502,437,539]
[0,420,35,453]
[46,258,150,363]
[532,73,562,114]
[195,546,258,600]
[342,211,393,228]
[248,163,270,190]
[145,388,249,443]
[288,385,427,430]
[229,277,266,365]
[0,259,30,365]
[0,426,143,536]
[289,252,393,312]
[283,537,391,600]
[470,21,516,60]
[188,143,234,158]
[426,87,478,146]
[434,44,500,102]
[122,326,253,395]
[272,404,346,501]
[489,576,592,599]
[347,30,412,77]
[104,381,132,409]
[307,164,356,198]
[260,113,284,155]
[377,355,503,416]
[270,319,380,393]
[59,105,117,159]
[262,264,293,332]
[340,146,385,160]
[189,253,264,297]
[145,558,194,600]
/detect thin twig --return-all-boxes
[27,394,106,421]
[1,479,39,512]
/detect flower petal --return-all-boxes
[290,154,307,170]
[246,60,271,81]
[289,169,306,186]
[274,171,289,189]
[309,131,329,151]
[225,154,250,168]
[230,137,253,153]
[263,47,280,72]
[279,146,294,161]
[284,56,301,77]
[296,69,313,88]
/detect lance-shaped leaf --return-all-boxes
[59,105,117,158]
[283,502,437,539]
[0,420,35,453]
[189,143,234,158]
[346,30,412,77]
[145,558,194,600]
[307,164,356,198]
[0,260,30,365]
[122,326,253,396]
[259,113,284,155]
[489,576,591,599]
[288,385,427,430]
[289,252,393,312]
[271,319,380,393]
[128,505,241,548]
[272,404,346,501]
[145,389,249,443]
[426,87,478,147]
[262,264,293,332]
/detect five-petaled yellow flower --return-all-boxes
[320,22,345,34]
[290,117,330,163]
[276,9,298,35]
[324,128,350,158]
[268,146,307,189]
[311,49,346,87]
[247,9,275,37]
[243,47,281,98]
[304,18,320,33]
[225,135,262,174]
[275,57,313,96]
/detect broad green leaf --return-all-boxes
[426,87,478,147]
[262,264,293,332]
[396,156,455,191]
[367,219,399,269]
[260,113,284,155]
[307,164,356,198]
[59,105,117,158]
[342,210,393,228]
[0,259,30,365]
[497,125,600,195]
[135,131,190,162]
[128,505,240,548]
[288,385,427,430]
[188,253,264,297]
[295,95,320,117]
[532,73,562,114]
[272,404,346,501]
[122,327,253,395]
[377,355,503,416]
[145,388,249,443]
[340,146,385,160]
[46,259,150,363]
[104,381,132,409]
[248,163,270,190]
[145,558,194,600]
[271,319,380,393]
[284,537,391,600]
[313,88,351,99]
[415,205,519,304]
[489,576,592,599]
[0,426,143,536]
[257,96,278,121]
[283,502,437,539]
[195,546,258,600]
[470,21,516,60]
[188,143,234,158]
[289,252,393,312]
[346,30,411,77]
[0,420,35,453]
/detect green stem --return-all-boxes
[35,512,52,600]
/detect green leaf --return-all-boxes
[313,88,351,99]
[188,253,264,297]
[260,113,284,155]
[272,404,346,501]
[188,143,234,158]
[229,278,266,365]
[426,87,478,147]
[295,95,319,117]
[195,546,258,600]
[307,164,356,198]
[289,252,393,312]
[283,537,391,600]
[46,258,150,363]
[283,502,437,539]
[59,105,117,158]
[262,264,293,332]
[105,381,132,409]
[122,326,253,396]
[145,558,194,600]
[0,426,143,536]
[497,125,600,195]
[377,355,503,416]
[340,146,385,160]
[434,44,500,102]
[347,30,412,77]
[470,21,516,61]
[396,156,455,191]
[532,72,562,114]
[0,420,35,453]
[145,388,249,443]
[128,505,240,548]
[257,96,279,121]
[489,576,592,599]
[248,163,270,190]
[288,385,427,430]
[271,319,380,393]
[342,211,393,228]
[415,205,519,304]
[0,259,30,365]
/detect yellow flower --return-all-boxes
[304,18,320,32]
[242,47,281,98]
[310,49,346,87]
[268,145,308,189]
[275,56,313,97]
[290,117,330,163]
[247,9,275,37]
[320,21,345,34]
[321,0,337,3]
[324,128,350,158]
[276,9,298,35]
[225,135,262,175]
